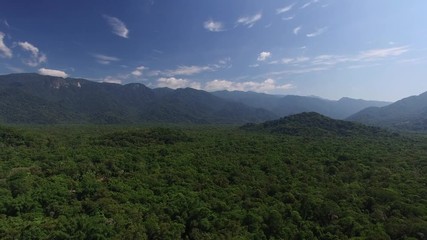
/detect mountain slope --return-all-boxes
[212,91,390,119]
[0,73,276,124]
[348,91,427,130]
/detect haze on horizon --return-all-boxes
[0,0,426,102]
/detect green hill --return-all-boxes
[241,112,387,137]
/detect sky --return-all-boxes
[1,0,427,101]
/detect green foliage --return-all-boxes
[241,112,388,137]
[0,126,32,147]
[96,127,192,147]
[0,123,426,239]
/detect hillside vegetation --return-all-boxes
[348,91,427,131]
[0,114,426,239]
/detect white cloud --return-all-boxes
[103,15,129,38]
[310,46,409,66]
[167,65,213,76]
[301,0,319,9]
[282,16,295,21]
[157,77,201,89]
[257,51,271,61]
[293,26,302,35]
[306,27,327,37]
[255,46,409,79]
[236,13,262,28]
[277,3,295,14]
[204,19,224,32]
[93,54,120,65]
[282,56,310,64]
[150,59,230,77]
[103,76,122,84]
[277,46,410,70]
[0,32,12,58]
[131,66,146,77]
[359,46,409,59]
[18,41,47,66]
[38,68,68,78]
[204,79,293,92]
[267,67,329,77]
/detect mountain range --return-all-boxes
[0,73,273,124]
[212,91,390,119]
[347,91,427,131]
[0,73,422,127]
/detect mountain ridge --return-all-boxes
[0,73,398,125]
[348,91,427,131]
[0,73,275,124]
[212,90,390,119]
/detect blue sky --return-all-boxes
[1,0,427,101]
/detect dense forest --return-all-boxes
[0,114,427,239]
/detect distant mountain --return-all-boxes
[348,91,427,131]
[212,91,390,119]
[0,73,276,124]
[241,112,388,137]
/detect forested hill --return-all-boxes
[241,112,388,137]
[348,91,427,131]
[0,73,275,124]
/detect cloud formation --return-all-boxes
[155,59,231,77]
[359,46,409,59]
[103,15,129,38]
[18,41,47,66]
[257,51,271,61]
[204,19,224,32]
[93,54,120,65]
[276,3,295,14]
[38,68,68,78]
[167,65,214,76]
[282,16,295,21]
[236,13,262,28]
[103,76,122,84]
[204,79,293,92]
[281,56,310,64]
[306,27,327,37]
[0,32,12,58]
[293,26,302,35]
[157,77,201,89]
[279,46,409,68]
[131,66,146,77]
[301,0,319,9]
